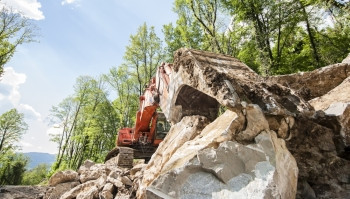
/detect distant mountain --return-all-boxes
[22,152,56,170]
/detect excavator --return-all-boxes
[105,63,173,167]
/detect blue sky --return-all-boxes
[0,0,177,154]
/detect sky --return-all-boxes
[0,0,177,154]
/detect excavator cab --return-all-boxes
[155,112,170,140]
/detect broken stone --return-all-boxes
[130,163,146,177]
[235,104,269,142]
[120,176,133,186]
[77,159,95,174]
[107,176,123,188]
[44,181,79,199]
[76,185,98,199]
[60,181,96,199]
[99,183,116,199]
[48,170,79,186]
[80,163,106,183]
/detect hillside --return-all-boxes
[22,152,56,170]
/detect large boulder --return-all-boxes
[268,62,350,101]
[48,170,79,186]
[139,108,298,198]
[147,133,297,199]
[161,48,312,125]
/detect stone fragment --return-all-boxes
[107,176,123,188]
[80,163,106,183]
[130,163,146,176]
[99,183,116,199]
[76,185,98,199]
[45,181,79,199]
[95,175,107,190]
[60,181,96,199]
[235,104,269,142]
[114,193,130,199]
[120,176,133,186]
[77,159,95,174]
[48,170,79,186]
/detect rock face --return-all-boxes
[141,109,298,199]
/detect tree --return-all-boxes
[22,163,49,185]
[124,23,164,95]
[49,76,118,170]
[163,0,205,62]
[163,0,239,59]
[104,65,139,128]
[0,109,28,154]
[0,152,28,185]
[0,8,36,76]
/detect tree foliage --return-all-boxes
[0,152,28,185]
[0,8,36,76]
[103,65,139,128]
[22,163,49,185]
[124,23,164,95]
[49,76,118,170]
[164,0,350,74]
[0,109,28,155]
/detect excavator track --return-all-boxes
[105,147,134,168]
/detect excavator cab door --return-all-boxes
[154,112,171,144]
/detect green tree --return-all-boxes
[0,109,28,154]
[165,0,349,74]
[104,65,139,128]
[0,8,37,76]
[49,76,118,170]
[124,23,164,95]
[0,152,28,185]
[163,0,205,62]
[22,163,49,185]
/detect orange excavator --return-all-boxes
[105,63,173,167]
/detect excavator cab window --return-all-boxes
[155,118,170,139]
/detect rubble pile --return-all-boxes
[44,159,146,199]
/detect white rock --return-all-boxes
[48,170,79,186]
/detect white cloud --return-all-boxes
[20,140,33,147]
[0,67,26,106]
[18,103,42,121]
[0,0,44,20]
[47,124,63,135]
[0,67,42,121]
[61,0,78,6]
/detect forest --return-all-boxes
[0,0,349,185]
